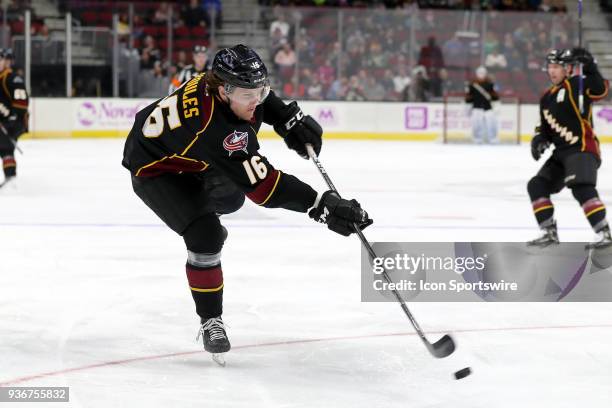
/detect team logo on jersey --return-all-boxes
[223,130,249,155]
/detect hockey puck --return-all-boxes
[453,367,472,380]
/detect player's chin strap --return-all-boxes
[304,143,456,359]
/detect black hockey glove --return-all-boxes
[571,47,597,72]
[308,191,373,236]
[274,101,323,159]
[531,130,551,161]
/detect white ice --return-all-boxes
[1,139,611,408]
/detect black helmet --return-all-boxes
[546,49,572,66]
[193,44,207,54]
[0,48,14,59]
[212,44,268,89]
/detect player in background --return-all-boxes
[169,45,211,93]
[465,66,499,144]
[527,48,611,249]
[0,48,29,190]
[122,44,372,363]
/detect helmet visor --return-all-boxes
[227,81,271,106]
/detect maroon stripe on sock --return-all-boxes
[582,198,604,214]
[532,198,553,211]
[186,265,223,289]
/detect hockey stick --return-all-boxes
[578,0,584,114]
[305,144,456,359]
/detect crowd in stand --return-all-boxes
[259,0,567,11]
[266,2,573,103]
[3,0,576,102]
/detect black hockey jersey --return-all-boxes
[122,73,317,213]
[465,79,498,110]
[169,62,211,93]
[538,67,609,159]
[0,68,29,136]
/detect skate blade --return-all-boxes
[585,242,612,250]
[212,353,226,367]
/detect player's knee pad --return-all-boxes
[205,174,245,215]
[183,213,227,255]
[570,184,598,205]
[527,176,552,201]
[214,188,245,215]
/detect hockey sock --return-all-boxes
[2,155,16,178]
[186,261,223,319]
[571,185,608,232]
[528,177,555,228]
[531,197,555,228]
[183,214,226,319]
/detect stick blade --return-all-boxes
[428,334,456,358]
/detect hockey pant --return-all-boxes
[471,108,498,144]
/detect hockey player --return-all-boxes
[0,48,29,190]
[465,66,499,144]
[122,44,372,363]
[527,48,611,249]
[169,44,211,93]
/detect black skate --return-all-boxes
[585,227,612,250]
[197,316,230,366]
[527,224,559,247]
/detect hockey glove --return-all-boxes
[531,130,551,161]
[571,47,597,73]
[274,101,323,159]
[308,191,373,236]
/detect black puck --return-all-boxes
[453,367,472,380]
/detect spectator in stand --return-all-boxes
[417,36,444,97]
[306,75,324,100]
[274,40,297,81]
[182,0,210,27]
[270,26,286,54]
[442,34,468,69]
[117,13,130,40]
[393,66,411,101]
[485,46,508,70]
[270,9,290,40]
[202,0,222,29]
[409,65,429,102]
[152,2,170,25]
[345,75,366,101]
[380,69,396,100]
[140,35,160,70]
[483,31,500,56]
[138,60,170,97]
[366,40,388,69]
[524,41,541,70]
[175,50,188,72]
[501,34,523,71]
[326,77,348,100]
[318,58,335,88]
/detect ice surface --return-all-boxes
[1,139,611,407]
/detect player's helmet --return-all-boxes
[193,45,207,55]
[546,49,571,66]
[212,44,268,89]
[0,48,13,59]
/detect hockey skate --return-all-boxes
[527,223,559,247]
[197,316,230,366]
[585,227,612,250]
